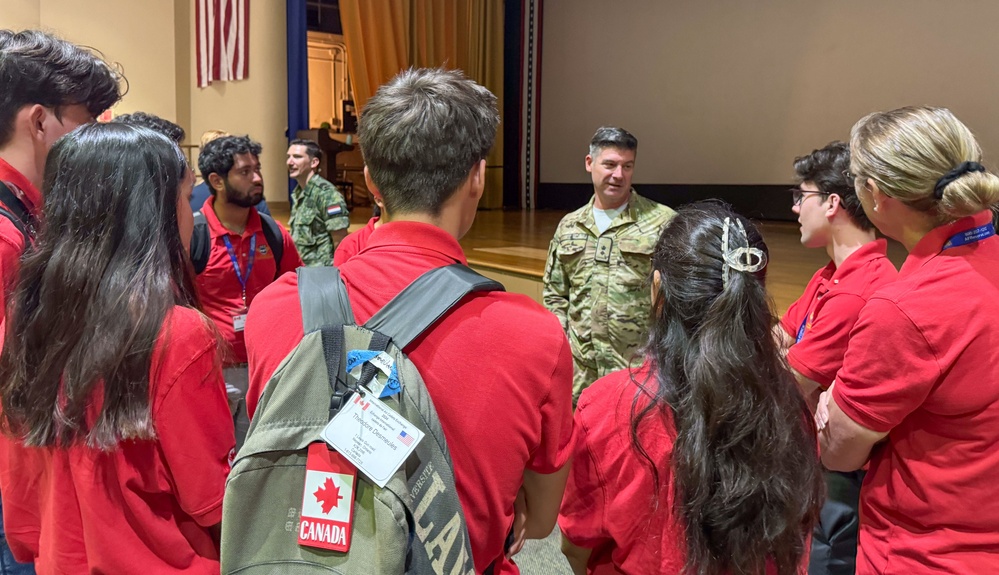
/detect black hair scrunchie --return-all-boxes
[934,161,986,200]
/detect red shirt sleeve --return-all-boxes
[528,333,576,473]
[245,276,303,419]
[558,394,609,548]
[279,227,304,273]
[833,298,939,433]
[155,336,235,526]
[787,293,867,388]
[781,296,805,339]
[0,438,43,562]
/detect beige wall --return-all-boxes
[1,0,290,205]
[177,0,289,205]
[1,0,178,121]
[541,0,999,185]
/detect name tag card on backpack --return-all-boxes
[299,443,357,552]
[320,393,424,488]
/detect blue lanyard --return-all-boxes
[942,223,995,250]
[222,233,256,307]
[796,316,808,344]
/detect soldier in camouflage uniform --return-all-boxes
[543,127,675,402]
[286,139,350,266]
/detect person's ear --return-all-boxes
[825,193,841,218]
[208,173,226,194]
[585,154,594,173]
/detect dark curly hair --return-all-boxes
[197,135,262,183]
[793,141,873,231]
[113,112,184,144]
[0,29,124,146]
[632,202,824,575]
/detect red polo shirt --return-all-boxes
[560,365,790,574]
[833,211,999,574]
[195,196,302,365]
[0,157,41,319]
[780,239,897,387]
[332,216,379,266]
[0,306,235,573]
[245,221,575,574]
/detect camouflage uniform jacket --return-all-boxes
[543,191,675,401]
[289,174,350,266]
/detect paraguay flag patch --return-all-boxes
[326,205,343,217]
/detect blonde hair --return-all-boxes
[850,106,999,223]
[199,129,229,149]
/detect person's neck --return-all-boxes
[210,198,251,235]
[594,191,630,211]
[826,224,877,267]
[295,171,315,190]
[0,143,42,191]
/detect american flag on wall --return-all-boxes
[196,0,250,88]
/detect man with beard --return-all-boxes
[195,135,302,447]
[286,138,350,266]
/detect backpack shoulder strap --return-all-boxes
[298,265,355,334]
[0,181,35,243]
[258,212,285,277]
[190,211,210,274]
[364,264,504,349]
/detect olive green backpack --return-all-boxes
[221,264,503,574]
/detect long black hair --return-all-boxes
[632,202,823,575]
[0,122,198,449]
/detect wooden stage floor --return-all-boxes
[272,204,907,315]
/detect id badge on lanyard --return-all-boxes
[223,234,256,331]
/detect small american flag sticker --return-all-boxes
[397,430,414,447]
[326,205,343,216]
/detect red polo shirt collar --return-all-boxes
[900,210,993,279]
[831,238,889,282]
[362,221,468,265]
[0,157,42,215]
[201,195,263,238]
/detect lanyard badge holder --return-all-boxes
[223,234,255,332]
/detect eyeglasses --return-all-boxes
[790,188,829,206]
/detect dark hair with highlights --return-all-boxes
[588,126,638,157]
[0,123,197,449]
[113,112,185,144]
[0,29,124,146]
[358,67,499,216]
[632,202,823,575]
[289,138,322,163]
[197,135,262,184]
[793,141,873,231]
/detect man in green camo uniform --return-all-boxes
[286,138,350,266]
[543,127,675,403]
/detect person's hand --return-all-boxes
[506,487,529,558]
[815,381,834,431]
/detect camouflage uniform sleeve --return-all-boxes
[542,229,570,332]
[317,181,350,233]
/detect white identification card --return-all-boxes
[232,313,247,332]
[320,393,423,488]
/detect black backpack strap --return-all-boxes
[364,264,504,349]
[190,211,210,274]
[0,207,29,245]
[258,213,285,277]
[298,265,355,334]
[0,181,36,243]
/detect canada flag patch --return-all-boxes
[299,443,356,551]
[326,205,343,217]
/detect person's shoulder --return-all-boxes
[556,202,592,231]
[576,367,648,426]
[162,306,216,347]
[632,193,676,221]
[469,290,565,341]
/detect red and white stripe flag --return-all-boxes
[196,0,250,88]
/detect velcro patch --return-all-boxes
[326,205,343,216]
